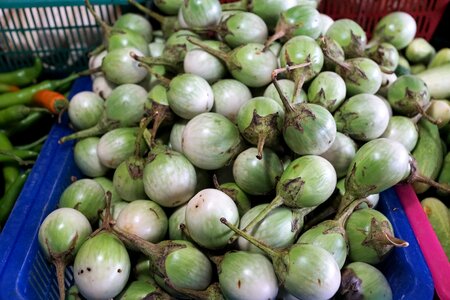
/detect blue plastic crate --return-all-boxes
[0,77,435,300]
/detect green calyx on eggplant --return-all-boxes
[325,18,367,58]
[338,261,393,300]
[387,74,438,124]
[264,4,321,49]
[365,42,399,74]
[345,208,408,264]
[236,97,285,159]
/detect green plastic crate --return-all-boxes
[0,0,147,76]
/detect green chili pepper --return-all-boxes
[0,58,43,87]
[0,83,20,94]
[0,105,48,128]
[0,149,39,164]
[0,73,79,110]
[15,134,48,151]
[0,132,19,189]
[0,169,31,225]
[4,111,47,137]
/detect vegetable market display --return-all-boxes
[22,0,450,299]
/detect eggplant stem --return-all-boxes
[256,133,266,160]
[127,0,166,24]
[88,44,105,57]
[309,207,338,231]
[336,192,357,215]
[416,103,441,125]
[113,225,162,258]
[84,0,112,36]
[291,206,317,240]
[151,111,166,143]
[221,217,280,259]
[186,36,230,62]
[135,116,152,157]
[335,199,367,228]
[293,73,306,101]
[241,195,284,234]
[272,72,295,113]
[54,259,66,300]
[384,232,409,247]
[58,118,117,144]
[221,0,247,10]
[409,173,450,193]
[212,174,220,189]
[264,29,286,52]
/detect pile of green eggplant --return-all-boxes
[36,0,450,299]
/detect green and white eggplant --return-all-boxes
[97,127,147,169]
[167,73,214,119]
[118,280,162,300]
[370,11,417,50]
[93,177,122,204]
[74,232,131,300]
[113,156,147,201]
[380,116,419,152]
[319,13,334,36]
[113,13,153,43]
[188,37,278,88]
[212,79,252,123]
[143,148,197,207]
[345,208,408,264]
[320,132,357,178]
[168,204,190,241]
[265,5,321,48]
[184,40,229,83]
[338,262,393,300]
[279,35,324,92]
[334,93,390,141]
[74,137,109,177]
[338,138,410,211]
[218,251,278,300]
[217,12,268,48]
[116,200,168,244]
[102,47,148,85]
[335,57,382,96]
[169,120,187,153]
[215,181,251,216]
[182,112,243,170]
[426,99,450,128]
[232,147,284,195]
[154,0,184,15]
[242,155,336,233]
[181,0,222,29]
[307,71,346,112]
[238,203,314,254]
[387,74,432,119]
[185,188,239,250]
[325,19,366,58]
[365,42,399,74]
[58,179,106,223]
[68,91,104,130]
[281,101,336,156]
